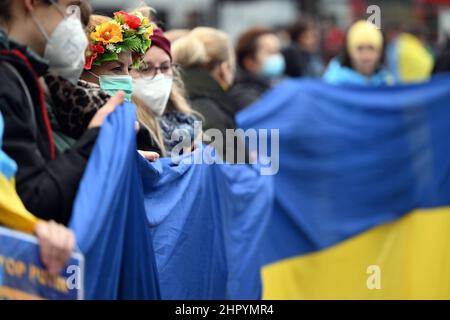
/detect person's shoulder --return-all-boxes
[282,44,298,54]
[235,68,268,85]
[191,95,220,111]
[231,77,254,93]
[0,62,21,88]
[322,59,344,83]
[230,80,265,107]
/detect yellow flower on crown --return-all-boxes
[144,23,154,40]
[91,21,123,45]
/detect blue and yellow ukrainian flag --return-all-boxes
[0,174,38,234]
[0,112,38,234]
[238,75,450,300]
[262,208,450,299]
[388,33,434,84]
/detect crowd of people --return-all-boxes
[0,0,448,281]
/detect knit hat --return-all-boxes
[347,20,383,52]
[150,28,172,61]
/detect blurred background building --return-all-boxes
[91,0,450,45]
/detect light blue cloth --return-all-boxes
[323,58,394,86]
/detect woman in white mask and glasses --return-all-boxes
[0,0,125,225]
[130,10,200,157]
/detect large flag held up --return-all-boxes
[70,103,161,300]
[238,75,450,299]
[140,150,273,300]
[70,102,272,300]
[10,72,450,300]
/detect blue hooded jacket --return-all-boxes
[323,58,394,86]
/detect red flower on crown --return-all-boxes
[85,44,105,70]
[114,11,142,30]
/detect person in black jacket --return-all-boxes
[0,0,125,225]
[282,17,324,78]
[433,35,450,75]
[173,27,250,163]
[231,27,285,112]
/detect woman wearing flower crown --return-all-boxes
[47,9,196,157]
[45,11,160,157]
[79,12,162,156]
[81,12,153,99]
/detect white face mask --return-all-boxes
[32,3,88,84]
[133,74,173,116]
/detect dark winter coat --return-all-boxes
[0,31,99,225]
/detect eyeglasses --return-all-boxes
[137,63,180,79]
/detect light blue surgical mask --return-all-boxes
[262,54,286,79]
[90,72,134,100]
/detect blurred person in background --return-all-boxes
[173,27,248,163]
[385,22,403,44]
[386,26,434,84]
[273,25,291,50]
[323,20,393,86]
[230,27,285,112]
[282,17,324,78]
[321,15,345,64]
[433,34,450,74]
[0,0,123,225]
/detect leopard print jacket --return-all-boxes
[44,74,110,139]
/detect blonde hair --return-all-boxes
[165,29,190,43]
[133,96,167,156]
[133,5,157,20]
[172,27,233,70]
[167,68,194,114]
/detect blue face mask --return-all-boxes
[97,75,134,101]
[262,54,286,79]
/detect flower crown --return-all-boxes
[85,11,154,70]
